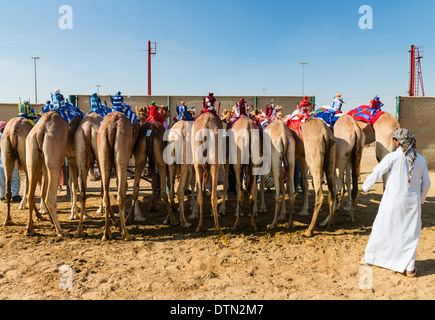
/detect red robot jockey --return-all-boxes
[200,92,219,118]
[147,101,169,130]
[227,97,249,127]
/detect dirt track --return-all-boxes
[0,147,434,300]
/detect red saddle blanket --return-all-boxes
[347,107,384,126]
[285,114,308,138]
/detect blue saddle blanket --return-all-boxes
[113,103,139,126]
[87,101,112,118]
[313,110,342,129]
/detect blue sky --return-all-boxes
[1,0,434,115]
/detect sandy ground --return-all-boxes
[0,147,434,301]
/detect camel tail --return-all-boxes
[203,163,210,186]
[281,131,290,178]
[146,132,155,172]
[350,127,364,195]
[8,131,18,151]
[2,133,17,161]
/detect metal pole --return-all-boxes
[299,62,307,96]
[96,85,101,95]
[148,41,151,96]
[31,57,40,103]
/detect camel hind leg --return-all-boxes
[210,164,222,235]
[323,142,337,231]
[194,164,205,232]
[176,164,191,228]
[232,163,244,231]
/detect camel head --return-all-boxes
[220,108,234,123]
[136,106,148,123]
[250,108,262,118]
[159,106,169,119]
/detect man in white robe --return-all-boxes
[359,129,431,277]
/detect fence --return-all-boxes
[396,96,435,169]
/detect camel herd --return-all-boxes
[0,103,400,240]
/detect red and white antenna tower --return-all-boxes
[148,41,157,96]
[408,45,424,97]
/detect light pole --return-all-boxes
[299,62,307,96]
[96,85,101,95]
[262,88,267,96]
[31,57,40,103]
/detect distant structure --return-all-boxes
[148,41,157,96]
[408,45,424,97]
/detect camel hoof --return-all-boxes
[231,225,239,231]
[285,223,293,230]
[58,232,70,238]
[3,220,13,227]
[135,215,146,222]
[36,215,47,222]
[75,231,85,238]
[267,224,276,230]
[298,210,309,216]
[102,235,112,241]
[303,231,314,238]
[278,214,286,221]
[188,213,198,220]
[25,230,36,236]
[181,222,191,228]
[69,213,78,220]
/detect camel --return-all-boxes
[354,112,400,186]
[192,112,223,234]
[300,117,337,237]
[260,119,296,230]
[288,129,310,217]
[1,118,44,226]
[74,112,106,237]
[97,111,140,240]
[330,114,365,222]
[166,119,196,228]
[140,120,178,226]
[65,116,82,221]
[25,111,71,237]
[226,116,263,231]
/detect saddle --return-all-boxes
[285,114,309,138]
[313,109,342,129]
[347,107,384,126]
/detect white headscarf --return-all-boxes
[392,129,417,183]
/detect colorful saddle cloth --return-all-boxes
[87,100,112,118]
[347,107,384,126]
[113,103,139,126]
[313,109,342,129]
[227,114,250,128]
[18,102,41,126]
[285,114,309,138]
[50,94,84,126]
